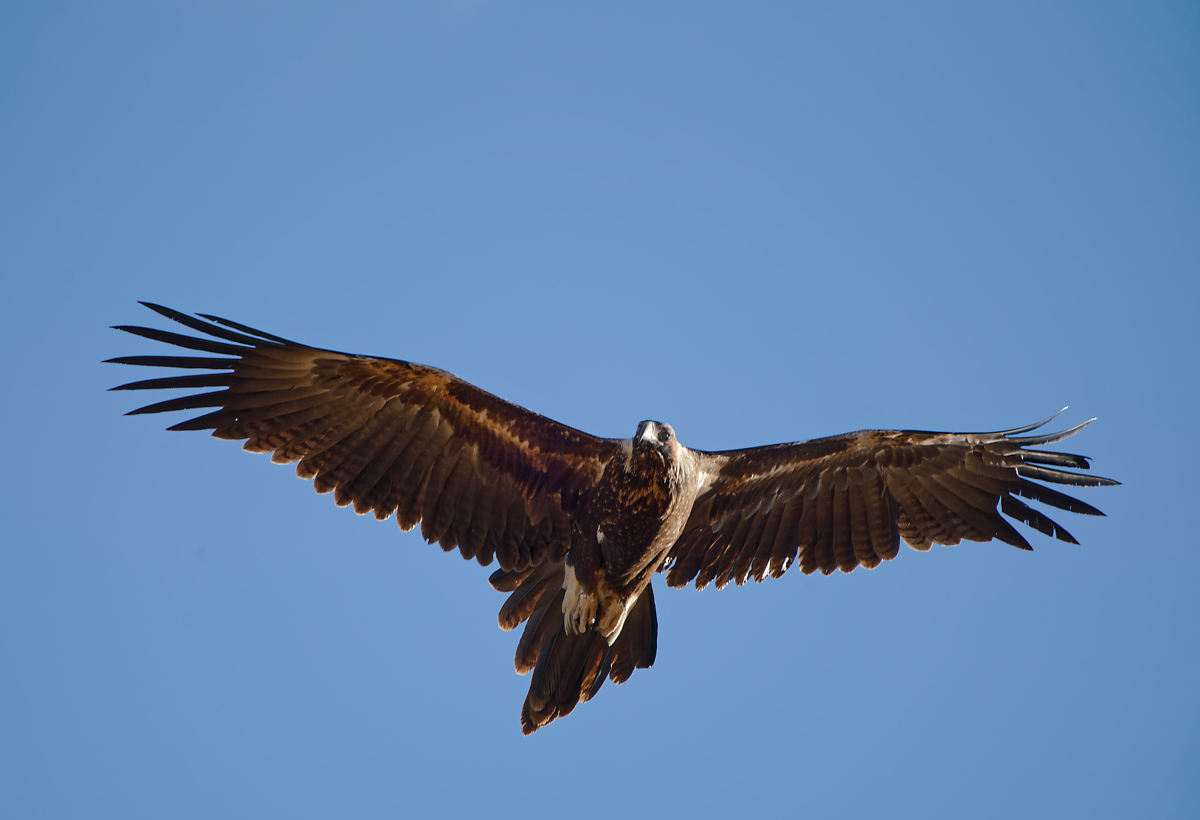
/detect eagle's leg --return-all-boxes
[561,563,598,634]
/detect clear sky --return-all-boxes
[2,2,1197,818]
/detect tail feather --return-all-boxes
[492,564,660,734]
[522,627,612,733]
[609,582,658,685]
[515,588,565,674]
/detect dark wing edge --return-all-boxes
[108,302,622,572]
[665,411,1118,590]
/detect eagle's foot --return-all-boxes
[562,564,638,643]
[597,596,634,645]
[562,564,597,634]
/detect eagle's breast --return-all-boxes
[589,449,674,583]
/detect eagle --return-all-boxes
[109,303,1117,734]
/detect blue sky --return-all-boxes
[2,2,1197,818]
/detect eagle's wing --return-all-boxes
[109,303,621,571]
[666,413,1118,589]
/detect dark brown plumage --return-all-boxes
[109,303,1118,734]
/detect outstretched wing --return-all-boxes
[109,303,621,571]
[666,412,1118,589]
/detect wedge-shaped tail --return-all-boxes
[490,564,658,734]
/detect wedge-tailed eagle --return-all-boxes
[109,303,1117,734]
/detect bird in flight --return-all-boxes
[109,303,1117,734]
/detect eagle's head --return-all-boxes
[633,420,677,464]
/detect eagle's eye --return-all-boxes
[657,428,670,443]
